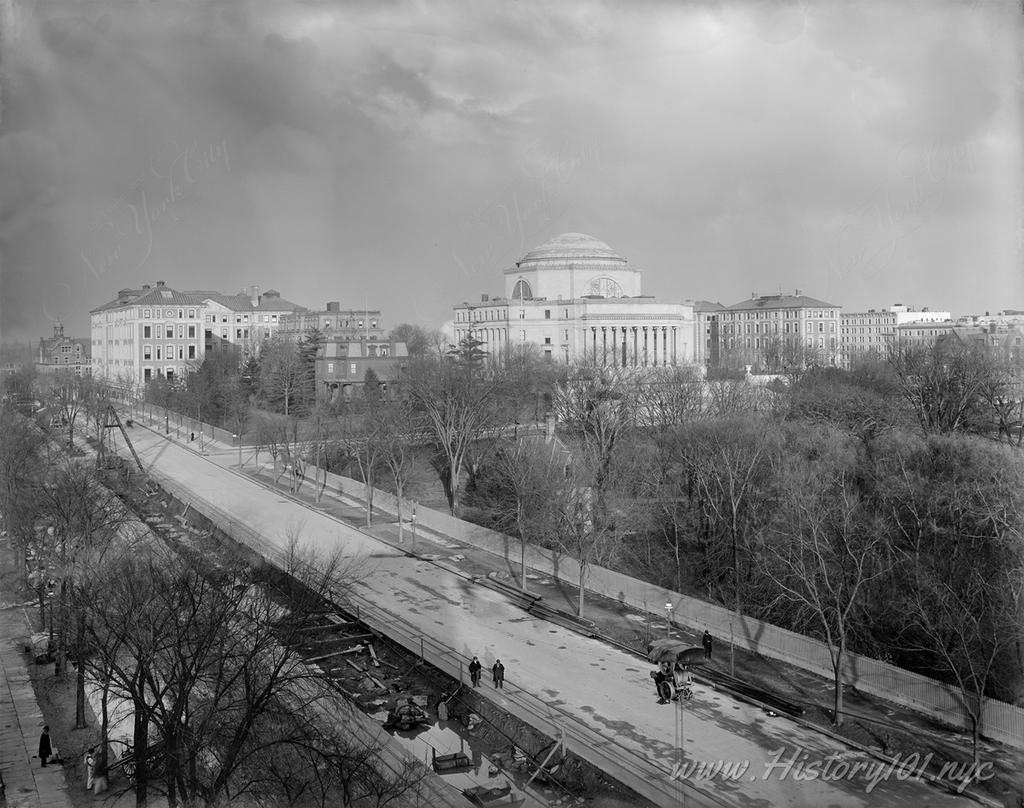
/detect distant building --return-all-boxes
[90,281,307,393]
[896,319,956,346]
[947,321,1024,361]
[36,322,91,377]
[840,304,951,366]
[453,233,696,367]
[319,339,409,402]
[191,287,306,357]
[694,301,726,366]
[717,291,842,370]
[278,303,386,343]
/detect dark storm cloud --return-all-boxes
[0,0,1019,342]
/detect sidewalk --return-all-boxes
[0,604,74,808]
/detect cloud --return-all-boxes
[0,0,1019,342]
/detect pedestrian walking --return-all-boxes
[469,656,482,687]
[38,726,52,767]
[84,747,96,790]
[702,629,713,660]
[492,659,505,688]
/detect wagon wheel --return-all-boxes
[656,680,674,702]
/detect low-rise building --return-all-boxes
[36,322,90,377]
[319,339,409,402]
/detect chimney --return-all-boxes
[481,293,490,302]
[251,285,260,306]
[794,289,802,297]
[326,301,340,312]
[751,292,757,299]
[142,284,151,291]
[156,280,165,287]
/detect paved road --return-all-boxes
[119,426,975,808]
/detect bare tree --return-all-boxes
[373,400,420,543]
[764,469,890,727]
[45,374,87,448]
[887,340,990,435]
[35,462,132,727]
[490,436,566,591]
[81,526,370,807]
[408,358,505,516]
[0,408,46,583]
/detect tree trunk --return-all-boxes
[133,698,149,808]
[75,609,87,728]
[56,578,68,677]
[577,562,586,617]
[833,646,844,727]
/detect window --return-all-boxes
[519,310,525,319]
[564,309,569,319]
[236,329,242,339]
[144,309,151,319]
[221,328,228,339]
[818,322,824,332]
[143,345,152,360]
[243,315,249,323]
[350,363,357,375]
[156,346,162,360]
[177,346,184,360]
[188,309,195,318]
[143,325,152,339]
[328,362,334,373]
[166,344,173,358]
[544,337,551,344]
[166,325,173,338]
[188,345,196,359]
[371,320,377,328]
[262,315,269,323]
[144,368,152,381]
[177,324,184,338]
[544,310,551,319]
[188,325,196,338]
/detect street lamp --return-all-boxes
[664,602,674,638]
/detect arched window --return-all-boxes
[512,279,533,300]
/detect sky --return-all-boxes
[0,0,1021,342]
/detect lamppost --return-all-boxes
[665,603,674,638]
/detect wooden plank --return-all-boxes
[308,647,360,663]
[346,659,366,673]
[367,643,381,668]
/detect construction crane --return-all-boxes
[95,404,145,473]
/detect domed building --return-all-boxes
[453,233,696,367]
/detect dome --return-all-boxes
[518,233,624,264]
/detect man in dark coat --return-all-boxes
[39,726,52,766]
[702,630,713,660]
[492,659,505,688]
[469,656,482,687]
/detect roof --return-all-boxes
[725,294,838,311]
[517,233,625,265]
[90,285,204,313]
[188,292,308,313]
[692,300,726,312]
